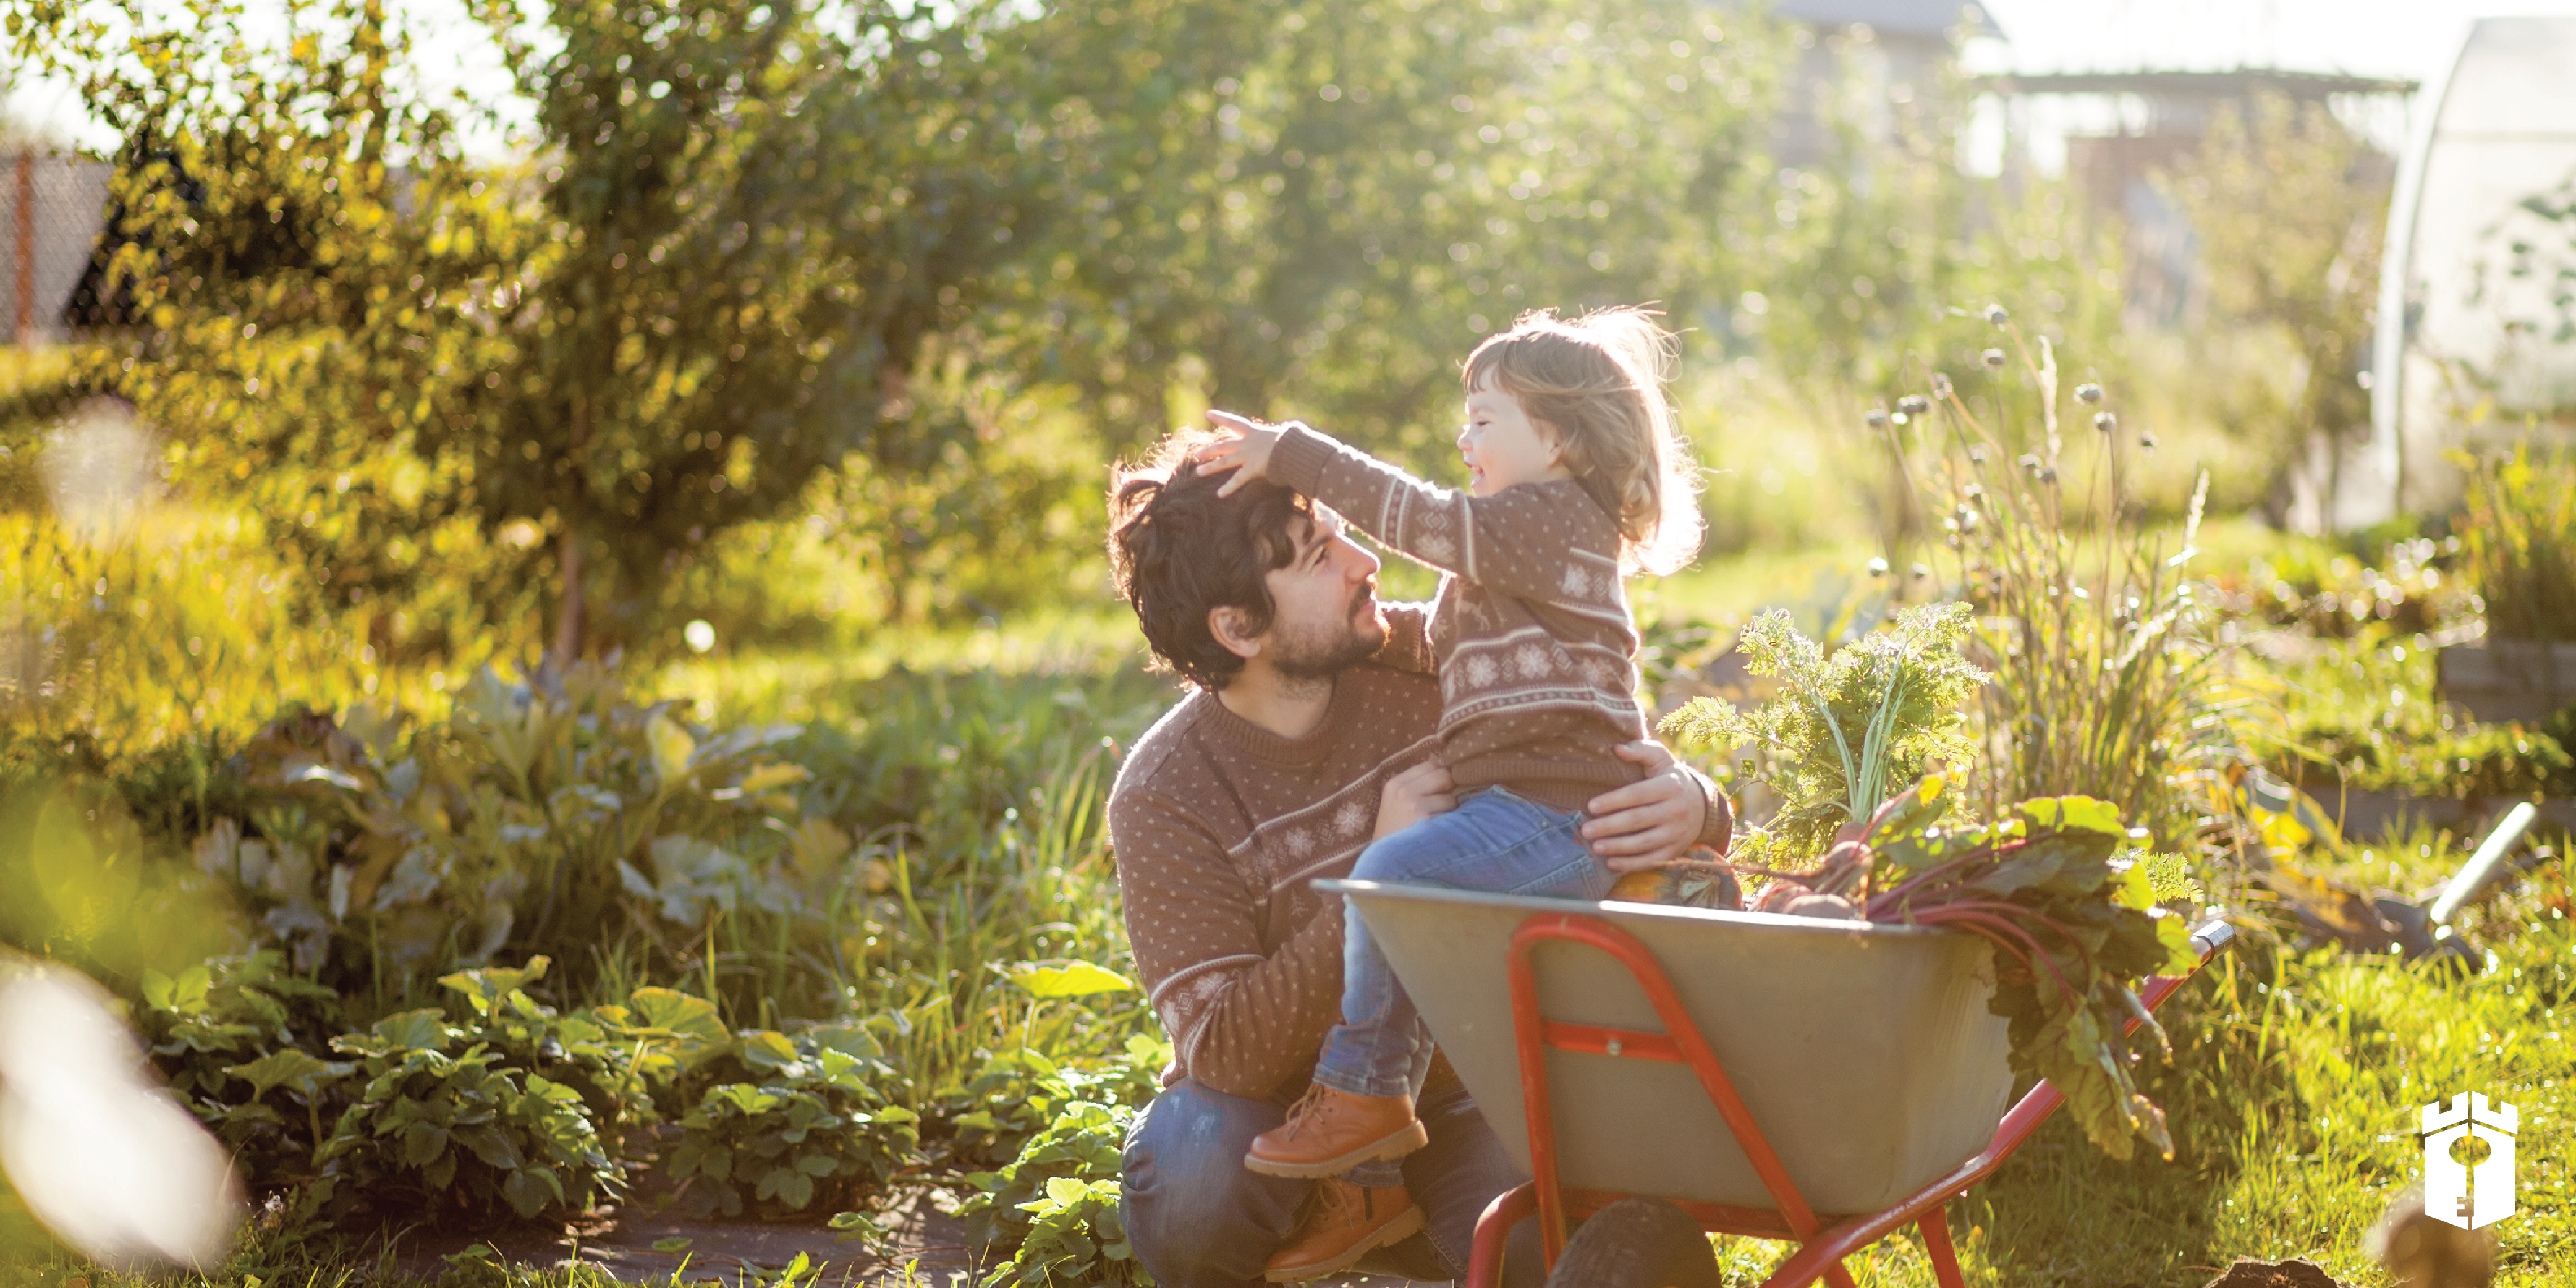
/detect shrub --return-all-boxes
[663,1027,919,1219]
[136,951,349,1185]
[954,1100,1135,1254]
[190,662,825,998]
[313,1008,621,1224]
[977,1177,1147,1288]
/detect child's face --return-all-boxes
[1458,376,1568,496]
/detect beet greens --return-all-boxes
[1787,776,2201,1161]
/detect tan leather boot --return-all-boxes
[1244,1085,1428,1178]
[1263,1177,1426,1282]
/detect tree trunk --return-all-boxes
[553,530,583,666]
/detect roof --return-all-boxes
[1981,67,2419,98]
[1768,0,2003,40]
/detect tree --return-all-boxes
[989,0,1785,467]
[2171,91,2389,502]
[7,0,1052,658]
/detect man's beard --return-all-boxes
[1269,588,1383,682]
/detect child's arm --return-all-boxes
[1214,415,1623,609]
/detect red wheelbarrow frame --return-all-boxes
[1464,912,2237,1288]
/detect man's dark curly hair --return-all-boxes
[1106,430,1315,691]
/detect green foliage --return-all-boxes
[137,951,349,1182]
[928,1035,1166,1171]
[664,1025,919,1218]
[1003,0,1782,470]
[192,662,828,999]
[2456,443,2576,642]
[978,1177,1148,1288]
[1662,601,1986,858]
[954,1100,1135,1257]
[1849,778,2200,1162]
[315,1006,622,1224]
[1891,324,2254,845]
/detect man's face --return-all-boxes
[1260,508,1387,679]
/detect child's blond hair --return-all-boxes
[1463,307,1704,575]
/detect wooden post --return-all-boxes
[12,152,32,347]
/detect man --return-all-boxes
[1103,432,1730,1284]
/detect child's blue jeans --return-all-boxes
[1313,787,1612,1103]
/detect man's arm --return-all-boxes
[1580,740,1733,871]
[1110,787,1342,1101]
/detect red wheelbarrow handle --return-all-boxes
[1466,918,2238,1288]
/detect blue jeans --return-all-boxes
[1121,1077,1542,1288]
[1316,788,1611,1099]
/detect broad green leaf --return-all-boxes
[629,988,727,1043]
[371,1009,451,1053]
[502,1166,565,1219]
[438,957,551,1013]
[226,1049,347,1099]
[404,1122,450,1167]
[736,1030,803,1073]
[1005,961,1136,999]
[651,1237,693,1254]
[647,715,696,789]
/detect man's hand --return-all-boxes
[1198,410,1287,498]
[1580,740,1710,873]
[1375,757,1455,840]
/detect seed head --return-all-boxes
[1910,562,1932,580]
[2039,465,2058,485]
[2075,382,2104,404]
[1985,304,2009,328]
[2138,431,2158,454]
[1865,407,1889,430]
[2019,452,2043,477]
[1929,373,1953,399]
[1867,556,1889,577]
[1896,395,1930,417]
[2094,411,2116,434]
[1981,348,2006,370]
[1967,446,1988,465]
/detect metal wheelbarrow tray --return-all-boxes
[1322,879,2236,1288]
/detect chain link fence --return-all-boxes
[0,150,111,346]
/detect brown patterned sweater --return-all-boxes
[1110,615,1728,1099]
[1269,423,1648,814]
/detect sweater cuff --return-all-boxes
[1690,766,1735,855]
[1269,423,1341,498]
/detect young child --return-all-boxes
[1197,307,1703,1281]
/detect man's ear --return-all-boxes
[1208,605,1265,661]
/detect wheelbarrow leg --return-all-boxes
[1918,1203,1966,1288]
[1468,1182,1538,1288]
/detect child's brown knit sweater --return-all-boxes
[1269,423,1646,815]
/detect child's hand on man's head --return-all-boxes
[1198,410,1287,497]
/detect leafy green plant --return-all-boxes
[1768,777,2200,1161]
[952,1099,1135,1255]
[663,1027,919,1218]
[314,1008,621,1224]
[135,951,349,1184]
[2457,443,2576,642]
[1662,601,1987,860]
[977,1177,1148,1288]
[190,662,827,999]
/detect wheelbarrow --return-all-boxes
[1318,879,2237,1287]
